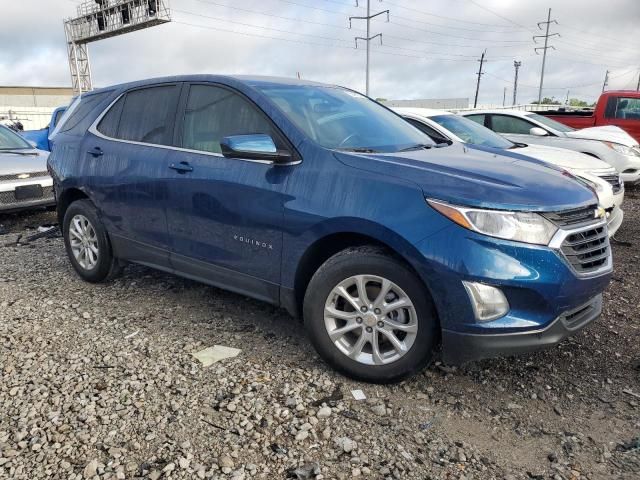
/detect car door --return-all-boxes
[164,82,294,303]
[486,113,554,145]
[604,95,640,142]
[85,83,181,267]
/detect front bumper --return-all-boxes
[442,294,602,364]
[606,204,624,237]
[0,177,55,213]
[414,220,611,364]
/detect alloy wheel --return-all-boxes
[324,274,418,365]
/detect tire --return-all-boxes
[63,199,122,283]
[303,246,438,383]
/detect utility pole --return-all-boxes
[565,89,570,105]
[602,70,609,92]
[512,60,521,106]
[473,49,486,108]
[350,1,389,96]
[534,8,559,105]
[502,87,507,106]
[637,68,640,90]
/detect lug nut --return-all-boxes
[377,321,384,328]
[366,326,373,333]
[374,308,381,314]
[356,317,363,324]
[360,306,368,313]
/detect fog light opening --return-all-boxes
[462,281,509,322]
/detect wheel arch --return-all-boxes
[288,223,440,328]
[55,187,90,226]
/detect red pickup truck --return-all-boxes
[535,90,640,142]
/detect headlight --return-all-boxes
[604,141,637,156]
[427,199,558,245]
[576,176,604,193]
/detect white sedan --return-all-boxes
[459,109,640,185]
[396,108,624,237]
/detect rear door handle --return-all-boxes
[169,161,193,173]
[87,147,103,157]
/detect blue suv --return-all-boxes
[48,76,612,383]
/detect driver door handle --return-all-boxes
[169,161,193,173]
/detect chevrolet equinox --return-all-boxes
[48,76,612,383]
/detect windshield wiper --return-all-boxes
[399,143,433,152]
[508,142,528,149]
[0,149,38,156]
[335,147,381,153]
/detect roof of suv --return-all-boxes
[393,107,453,117]
[89,75,336,95]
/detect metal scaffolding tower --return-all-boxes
[64,0,171,95]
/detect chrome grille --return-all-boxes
[0,171,50,182]
[0,186,54,205]
[560,225,610,274]
[598,174,623,194]
[543,204,597,228]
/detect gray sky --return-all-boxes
[2,0,639,105]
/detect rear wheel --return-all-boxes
[63,199,121,283]
[303,246,437,383]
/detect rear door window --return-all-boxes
[97,96,125,138]
[605,96,640,120]
[489,114,536,134]
[180,84,276,154]
[116,85,180,146]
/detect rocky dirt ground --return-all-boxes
[1,192,639,480]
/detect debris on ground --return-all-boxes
[192,345,241,366]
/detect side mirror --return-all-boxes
[529,127,548,136]
[220,134,292,164]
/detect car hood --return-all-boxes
[0,149,50,175]
[566,125,639,147]
[514,143,613,171]
[334,143,596,212]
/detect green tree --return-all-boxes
[531,97,561,105]
[568,98,589,107]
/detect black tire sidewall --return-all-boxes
[63,200,114,283]
[304,251,437,383]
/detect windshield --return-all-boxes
[257,84,434,152]
[430,114,514,149]
[0,125,32,150]
[527,113,575,133]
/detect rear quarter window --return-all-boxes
[59,91,111,135]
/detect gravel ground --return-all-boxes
[1,191,639,480]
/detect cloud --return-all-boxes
[1,0,638,105]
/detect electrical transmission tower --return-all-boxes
[349,0,389,96]
[473,49,486,108]
[512,60,521,106]
[533,8,559,105]
[64,0,171,95]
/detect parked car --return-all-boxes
[396,108,624,236]
[48,76,612,383]
[20,105,68,152]
[533,91,640,143]
[461,109,640,185]
[0,124,55,213]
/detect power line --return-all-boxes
[474,49,486,108]
[534,8,559,104]
[349,0,389,96]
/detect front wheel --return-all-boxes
[303,246,438,383]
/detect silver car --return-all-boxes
[0,125,55,213]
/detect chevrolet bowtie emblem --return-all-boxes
[17,173,30,179]
[594,206,606,219]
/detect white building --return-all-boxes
[0,86,73,130]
